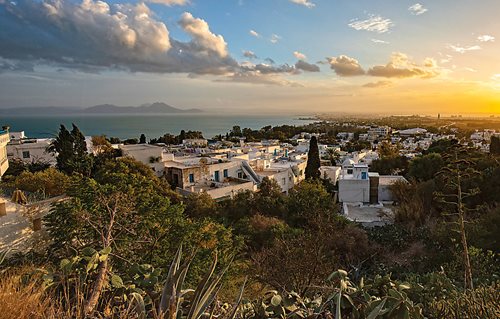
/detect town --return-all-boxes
[2,116,499,228]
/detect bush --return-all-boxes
[14,168,70,197]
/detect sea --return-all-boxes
[0,113,316,140]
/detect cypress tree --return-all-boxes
[305,136,321,179]
[491,136,500,155]
[49,124,92,176]
[49,125,74,174]
[139,134,147,144]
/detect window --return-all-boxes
[282,177,286,185]
[214,171,220,182]
[223,169,228,178]
[22,151,30,159]
[361,172,368,180]
[189,173,195,183]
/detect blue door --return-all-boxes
[214,171,220,182]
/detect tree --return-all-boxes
[435,145,479,290]
[325,148,340,166]
[490,136,500,155]
[231,125,242,137]
[49,124,93,176]
[378,141,400,159]
[287,180,336,226]
[305,136,321,179]
[139,133,147,144]
[408,153,444,181]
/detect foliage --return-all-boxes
[305,136,321,179]
[378,141,400,159]
[427,283,500,319]
[287,180,335,226]
[490,135,500,155]
[48,124,93,176]
[184,192,219,218]
[370,156,408,176]
[13,168,70,197]
[390,179,436,227]
[408,153,444,181]
[251,218,372,295]
[3,159,51,178]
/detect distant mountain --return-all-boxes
[84,102,202,114]
[0,102,203,115]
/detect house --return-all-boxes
[182,139,208,147]
[164,156,257,200]
[251,157,307,194]
[338,164,406,203]
[0,127,10,178]
[319,166,341,184]
[120,144,172,176]
[7,138,56,165]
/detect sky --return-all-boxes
[0,0,499,115]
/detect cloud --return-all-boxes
[249,30,260,38]
[270,34,281,44]
[367,52,439,79]
[327,55,365,76]
[348,15,394,33]
[179,12,228,58]
[448,44,482,54]
[371,39,389,44]
[293,51,307,60]
[408,3,428,15]
[0,0,238,75]
[289,0,315,8]
[362,80,392,88]
[146,0,189,6]
[241,63,297,75]
[295,60,320,72]
[216,72,301,86]
[243,50,257,59]
[477,35,495,42]
[0,59,35,73]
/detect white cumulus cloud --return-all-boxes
[179,12,228,58]
[146,0,189,6]
[349,15,394,33]
[270,34,281,44]
[327,55,365,76]
[477,35,495,42]
[293,51,307,60]
[448,44,482,54]
[409,3,428,16]
[289,0,315,8]
[249,30,260,38]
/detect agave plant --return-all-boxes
[126,244,245,319]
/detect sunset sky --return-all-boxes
[0,0,499,114]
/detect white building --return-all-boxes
[120,144,172,176]
[319,166,341,184]
[7,138,56,165]
[164,155,257,200]
[0,128,10,178]
[338,164,406,204]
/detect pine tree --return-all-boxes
[139,134,147,144]
[305,136,321,179]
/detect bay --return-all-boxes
[0,113,315,139]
